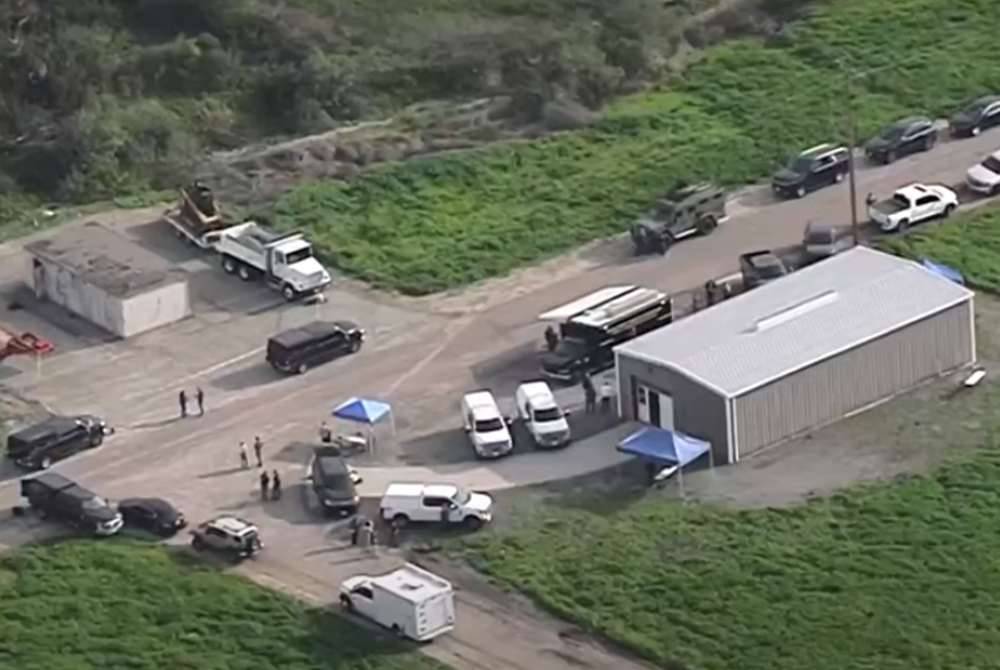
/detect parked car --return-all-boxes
[864,116,937,164]
[266,320,365,374]
[461,390,513,459]
[340,563,456,642]
[771,144,850,199]
[950,95,1000,138]
[966,149,1000,196]
[379,483,494,530]
[739,250,788,289]
[307,446,362,517]
[515,381,571,448]
[20,472,124,536]
[802,222,854,259]
[867,183,958,233]
[190,516,262,560]
[6,414,110,470]
[629,182,728,254]
[118,497,187,536]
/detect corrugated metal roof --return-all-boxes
[616,247,974,398]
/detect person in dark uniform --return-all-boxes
[259,470,270,501]
[544,325,559,352]
[178,390,188,418]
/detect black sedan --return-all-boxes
[118,498,187,536]
[950,95,1000,138]
[864,116,936,164]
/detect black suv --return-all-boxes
[630,183,727,255]
[771,144,850,199]
[950,95,1000,138]
[7,414,109,470]
[266,320,365,374]
[865,116,937,164]
[20,472,124,536]
[307,446,361,516]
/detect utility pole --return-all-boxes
[845,71,860,246]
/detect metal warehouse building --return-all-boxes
[24,222,191,338]
[614,246,975,466]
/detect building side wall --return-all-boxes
[30,257,126,336]
[119,280,192,338]
[616,353,729,466]
[733,301,974,458]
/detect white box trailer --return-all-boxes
[214,222,332,301]
[339,563,456,641]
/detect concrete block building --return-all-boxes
[24,222,191,338]
[614,247,975,466]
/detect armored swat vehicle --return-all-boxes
[630,183,728,255]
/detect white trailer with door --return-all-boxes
[214,222,332,301]
[339,563,456,641]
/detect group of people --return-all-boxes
[233,435,283,501]
[582,373,614,414]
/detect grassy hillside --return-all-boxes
[0,0,701,206]
[0,540,447,670]
[460,376,1000,669]
[275,0,1000,294]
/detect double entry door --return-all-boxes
[636,384,674,430]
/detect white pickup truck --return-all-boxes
[214,222,332,300]
[867,183,958,233]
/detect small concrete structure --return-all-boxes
[615,247,976,466]
[24,222,191,338]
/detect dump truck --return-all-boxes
[162,181,231,249]
[215,222,331,301]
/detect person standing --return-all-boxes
[259,470,270,501]
[582,375,596,414]
[544,325,559,352]
[319,421,332,444]
[271,470,282,500]
[195,387,205,416]
[253,436,263,468]
[178,390,188,418]
[599,379,613,414]
[239,441,249,469]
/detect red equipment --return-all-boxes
[0,326,54,362]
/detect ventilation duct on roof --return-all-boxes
[748,290,839,333]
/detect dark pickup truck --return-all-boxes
[7,414,110,470]
[739,250,789,290]
[20,472,124,536]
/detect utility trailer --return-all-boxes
[215,222,332,301]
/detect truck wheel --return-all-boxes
[924,134,936,151]
[696,215,717,235]
[463,516,483,531]
[40,457,52,470]
[795,185,807,198]
[237,265,252,281]
[884,151,895,164]
[282,284,297,301]
[222,257,237,274]
[391,624,405,638]
[340,595,354,611]
[191,536,205,551]
[90,433,104,448]
[349,339,362,353]
[972,126,981,137]
[392,514,409,528]
[296,362,309,374]
[835,170,845,182]
[944,204,956,218]
[898,219,910,233]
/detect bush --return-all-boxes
[275,0,1000,294]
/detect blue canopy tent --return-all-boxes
[617,426,711,494]
[332,397,395,453]
[920,258,965,286]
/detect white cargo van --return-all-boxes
[380,483,494,530]
[461,390,513,459]
[515,381,571,448]
[340,563,456,641]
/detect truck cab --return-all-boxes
[515,381,571,448]
[340,563,456,642]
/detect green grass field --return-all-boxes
[460,375,1000,670]
[0,540,448,670]
[275,0,1000,294]
[879,205,1000,292]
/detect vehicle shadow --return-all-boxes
[255,483,334,526]
[396,428,476,466]
[129,416,185,430]
[210,364,283,392]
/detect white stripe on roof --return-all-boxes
[615,247,974,398]
[538,286,636,322]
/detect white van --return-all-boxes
[380,483,494,530]
[461,390,513,458]
[340,563,456,641]
[515,381,571,448]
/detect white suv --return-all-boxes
[380,483,494,530]
[190,515,262,559]
[515,381,571,448]
[966,150,1000,196]
[461,390,513,459]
